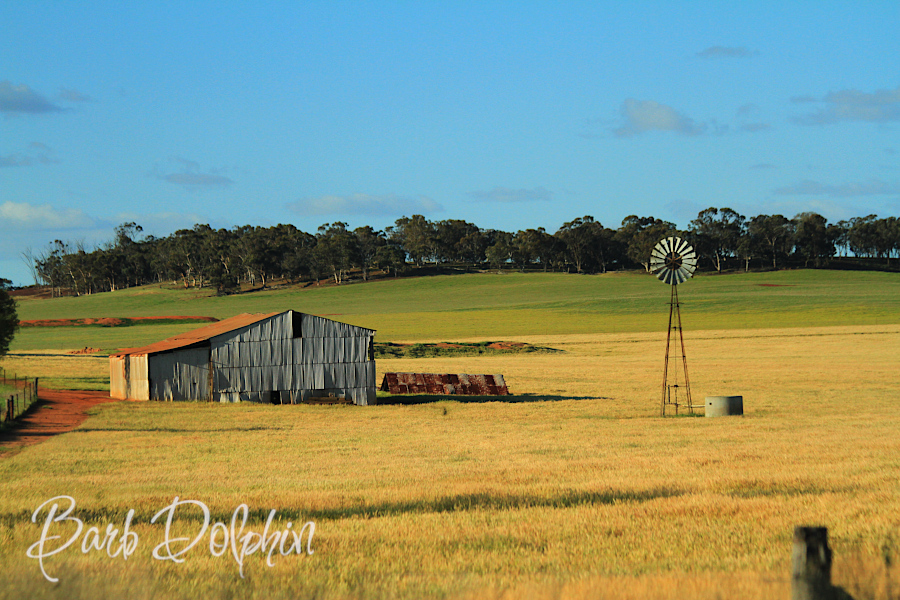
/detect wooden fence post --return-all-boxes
[792,526,836,600]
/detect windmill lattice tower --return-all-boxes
[650,237,699,417]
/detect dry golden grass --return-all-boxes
[0,325,897,599]
[0,351,109,390]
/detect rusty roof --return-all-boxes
[111,312,280,357]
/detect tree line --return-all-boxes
[26,209,900,297]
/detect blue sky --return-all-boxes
[2,1,899,284]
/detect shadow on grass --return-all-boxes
[377,393,608,405]
[0,486,685,526]
[0,397,45,436]
[70,425,290,433]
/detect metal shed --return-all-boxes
[109,311,376,405]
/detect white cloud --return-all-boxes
[466,187,553,203]
[614,99,706,137]
[773,179,900,197]
[0,81,64,114]
[695,46,758,59]
[793,85,900,125]
[289,194,443,217]
[0,201,95,230]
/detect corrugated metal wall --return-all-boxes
[128,355,150,400]
[207,312,375,406]
[109,355,128,399]
[148,348,209,401]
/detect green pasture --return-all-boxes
[11,270,900,351]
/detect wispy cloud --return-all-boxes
[695,46,758,59]
[0,81,64,114]
[289,194,443,216]
[740,123,771,132]
[466,186,553,203]
[0,154,32,168]
[58,88,96,103]
[152,157,234,188]
[774,179,900,197]
[161,172,234,186]
[614,99,706,137]
[0,201,95,230]
[0,143,59,167]
[792,85,900,125]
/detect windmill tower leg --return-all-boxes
[661,285,675,416]
[674,285,692,413]
[661,284,692,416]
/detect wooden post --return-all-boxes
[792,526,833,600]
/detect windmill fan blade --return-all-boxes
[650,237,696,286]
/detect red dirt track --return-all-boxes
[0,389,116,454]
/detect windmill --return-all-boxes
[650,237,698,416]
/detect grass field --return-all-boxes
[11,270,900,345]
[1,270,898,599]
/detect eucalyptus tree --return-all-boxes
[434,219,480,263]
[514,228,562,271]
[391,215,436,266]
[792,212,834,267]
[554,216,615,273]
[615,215,677,272]
[315,222,358,284]
[485,231,515,269]
[353,225,386,280]
[748,214,794,269]
[0,278,18,358]
[689,207,746,272]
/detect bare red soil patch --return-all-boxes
[487,342,527,350]
[19,316,218,327]
[0,389,116,454]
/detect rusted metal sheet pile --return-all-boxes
[380,373,510,396]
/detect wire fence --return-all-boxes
[0,367,39,423]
